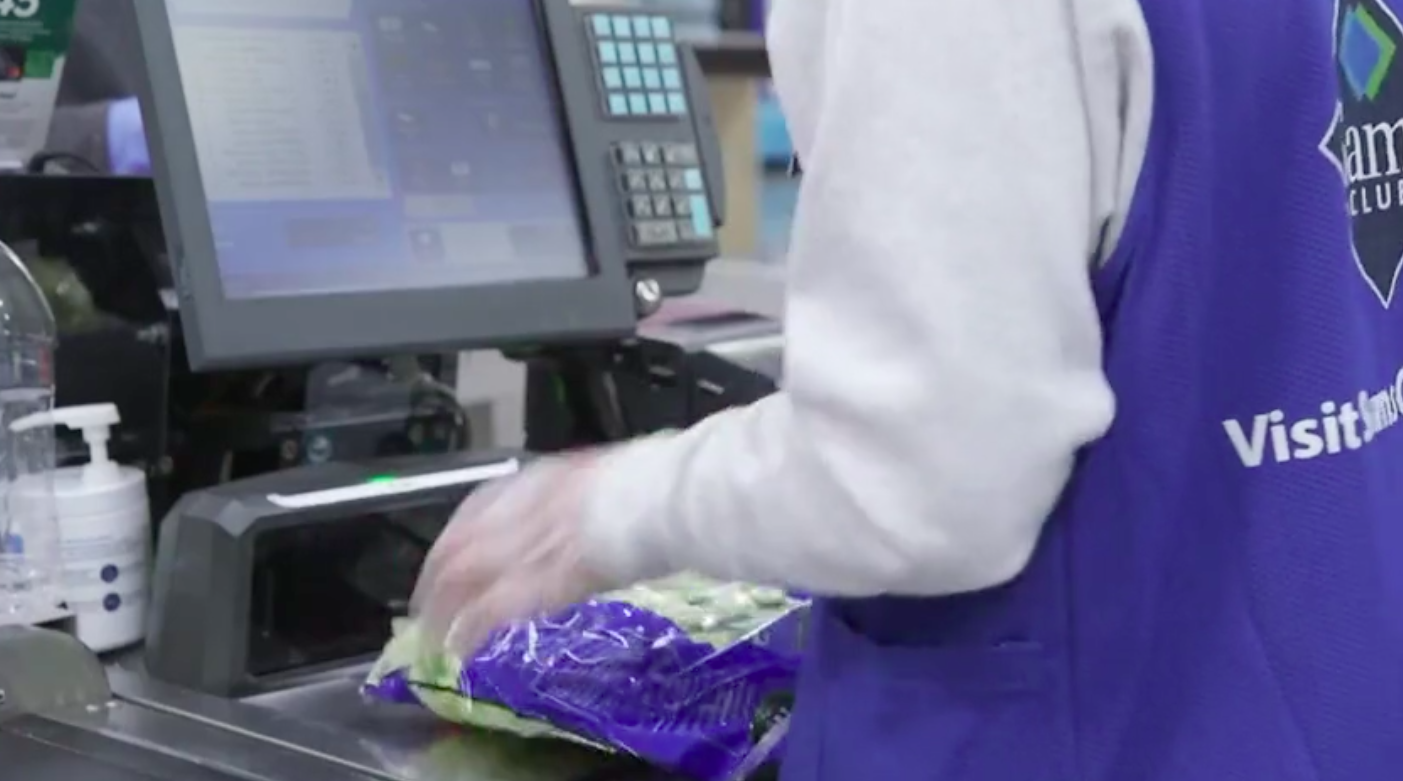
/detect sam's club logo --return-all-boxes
[0,0,39,19]
[1322,0,1403,306]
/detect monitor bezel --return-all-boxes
[133,0,639,371]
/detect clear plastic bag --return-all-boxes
[364,574,806,781]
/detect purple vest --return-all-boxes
[781,1,1403,778]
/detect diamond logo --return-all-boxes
[1322,0,1403,307]
[1341,6,1396,100]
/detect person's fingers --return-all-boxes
[410,454,595,652]
[414,479,513,600]
[418,538,507,645]
[411,476,527,616]
[417,484,552,644]
[425,461,561,564]
[444,584,523,658]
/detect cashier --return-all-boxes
[415,0,1403,778]
[43,0,149,175]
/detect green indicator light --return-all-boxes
[367,475,398,484]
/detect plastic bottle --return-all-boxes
[0,240,61,626]
[10,404,151,651]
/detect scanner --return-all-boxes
[145,451,523,696]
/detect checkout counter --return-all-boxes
[0,1,783,779]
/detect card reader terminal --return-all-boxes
[571,5,726,286]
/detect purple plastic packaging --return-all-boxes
[365,594,806,781]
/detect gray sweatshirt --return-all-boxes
[583,0,1158,596]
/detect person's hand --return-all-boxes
[410,452,616,656]
[106,96,150,176]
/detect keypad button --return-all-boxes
[663,143,698,165]
[615,142,642,165]
[598,42,618,64]
[638,43,657,64]
[646,170,669,191]
[629,195,654,218]
[611,15,632,37]
[640,143,663,164]
[661,67,682,89]
[650,16,672,39]
[672,195,692,216]
[658,43,677,64]
[683,167,704,191]
[628,93,649,115]
[633,15,653,36]
[601,67,623,89]
[624,171,649,191]
[652,195,674,217]
[676,221,699,242]
[642,68,661,89]
[688,195,714,238]
[647,93,668,114]
[592,15,613,36]
[666,170,688,190]
[633,220,679,246]
[608,93,630,116]
[618,42,638,64]
[622,67,642,88]
[666,92,687,115]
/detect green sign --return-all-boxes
[0,0,78,166]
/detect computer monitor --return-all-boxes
[134,0,724,370]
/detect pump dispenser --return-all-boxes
[10,403,151,651]
[12,404,122,486]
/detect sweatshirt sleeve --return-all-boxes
[580,0,1151,597]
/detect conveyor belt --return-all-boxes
[3,736,172,781]
[1,717,245,781]
[2,627,666,781]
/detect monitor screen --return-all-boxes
[165,0,588,299]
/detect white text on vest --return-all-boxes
[1222,366,1403,467]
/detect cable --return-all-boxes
[411,375,472,450]
[387,356,472,450]
[24,150,102,175]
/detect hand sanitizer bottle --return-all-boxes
[9,403,151,650]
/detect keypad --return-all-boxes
[589,13,688,118]
[614,141,714,247]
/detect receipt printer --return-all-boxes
[618,306,783,433]
[522,307,781,449]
